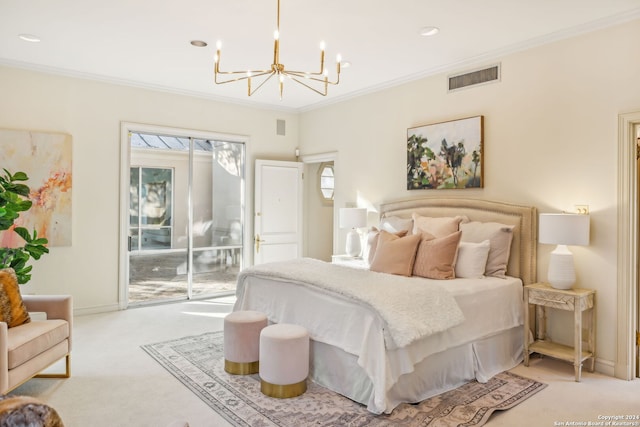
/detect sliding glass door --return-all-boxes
[126,130,244,305]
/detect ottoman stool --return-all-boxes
[224,310,268,375]
[259,323,309,398]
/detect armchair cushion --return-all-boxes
[0,269,30,328]
[7,320,69,370]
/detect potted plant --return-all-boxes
[0,169,49,284]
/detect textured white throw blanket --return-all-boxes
[237,258,465,349]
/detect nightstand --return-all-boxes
[331,255,369,269]
[523,282,596,381]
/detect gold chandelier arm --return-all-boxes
[285,71,340,86]
[285,75,329,96]
[248,72,277,96]
[286,59,340,84]
[283,49,327,78]
[214,70,273,85]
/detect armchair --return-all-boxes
[0,295,72,394]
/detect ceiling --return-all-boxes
[1,1,639,112]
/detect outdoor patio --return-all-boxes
[128,250,240,304]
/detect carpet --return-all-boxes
[142,331,546,427]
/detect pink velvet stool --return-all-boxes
[259,323,309,398]
[223,310,268,375]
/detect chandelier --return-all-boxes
[214,0,342,99]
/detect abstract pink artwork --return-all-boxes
[0,129,72,247]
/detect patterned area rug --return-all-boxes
[142,331,546,427]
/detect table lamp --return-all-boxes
[538,213,590,289]
[339,208,367,257]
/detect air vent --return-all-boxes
[448,64,500,92]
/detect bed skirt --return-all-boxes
[309,325,524,414]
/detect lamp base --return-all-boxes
[345,229,362,257]
[547,245,576,289]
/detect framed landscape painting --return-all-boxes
[407,115,483,190]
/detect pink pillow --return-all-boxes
[369,230,421,276]
[412,231,462,280]
[366,228,408,265]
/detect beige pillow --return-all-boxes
[413,231,462,279]
[366,228,408,265]
[412,213,463,237]
[460,221,515,278]
[0,268,31,328]
[455,240,491,278]
[369,230,421,276]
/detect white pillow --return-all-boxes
[454,240,491,279]
[459,221,515,278]
[379,216,413,234]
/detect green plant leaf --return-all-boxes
[11,172,29,181]
[0,169,49,284]
[14,227,31,242]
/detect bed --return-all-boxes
[234,198,537,414]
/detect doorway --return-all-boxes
[119,123,246,307]
[616,111,640,380]
[301,152,338,261]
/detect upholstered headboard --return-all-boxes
[379,198,537,285]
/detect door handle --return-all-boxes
[255,234,266,253]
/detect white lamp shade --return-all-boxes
[539,213,590,289]
[339,208,367,229]
[539,213,589,246]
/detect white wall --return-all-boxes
[0,66,299,314]
[299,19,640,370]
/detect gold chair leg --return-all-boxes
[35,354,71,379]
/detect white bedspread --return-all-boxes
[234,259,524,414]
[237,258,465,349]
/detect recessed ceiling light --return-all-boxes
[419,26,439,37]
[190,40,208,47]
[341,61,352,69]
[18,34,41,43]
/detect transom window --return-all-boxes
[318,162,334,204]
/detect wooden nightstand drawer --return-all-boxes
[527,285,594,312]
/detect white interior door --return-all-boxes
[254,159,303,265]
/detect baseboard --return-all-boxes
[74,303,121,317]
[595,357,616,377]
